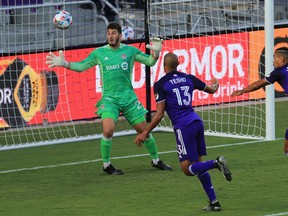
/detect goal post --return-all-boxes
[264,0,275,141]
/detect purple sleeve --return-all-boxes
[265,69,279,84]
[189,75,206,90]
[265,66,288,94]
[153,81,166,103]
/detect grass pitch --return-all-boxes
[0,101,288,216]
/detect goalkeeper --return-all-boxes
[231,47,288,156]
[46,22,172,175]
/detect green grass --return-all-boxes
[0,100,288,216]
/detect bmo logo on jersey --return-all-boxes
[105,62,128,71]
[105,64,120,70]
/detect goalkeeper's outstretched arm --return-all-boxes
[46,50,70,68]
[146,37,164,60]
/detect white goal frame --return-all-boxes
[147,0,275,141]
[0,0,276,151]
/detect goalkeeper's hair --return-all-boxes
[107,22,122,34]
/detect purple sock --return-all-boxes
[189,160,215,175]
[198,172,217,203]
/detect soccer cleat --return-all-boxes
[202,201,221,211]
[151,160,172,170]
[103,164,123,175]
[216,156,232,181]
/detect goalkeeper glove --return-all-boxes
[46,50,69,68]
[285,151,288,156]
[146,37,163,57]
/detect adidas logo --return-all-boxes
[104,57,109,60]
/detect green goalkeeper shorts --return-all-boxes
[96,96,147,125]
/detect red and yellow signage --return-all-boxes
[1,27,288,128]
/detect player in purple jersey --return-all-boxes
[231,47,288,155]
[135,53,232,211]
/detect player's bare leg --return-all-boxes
[284,129,288,155]
[284,139,288,155]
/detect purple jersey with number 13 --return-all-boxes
[154,71,206,129]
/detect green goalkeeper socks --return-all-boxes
[144,134,159,160]
[101,134,158,163]
[101,136,112,163]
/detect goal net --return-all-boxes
[0,0,281,150]
[0,0,133,150]
[147,0,275,139]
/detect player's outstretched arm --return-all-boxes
[146,37,163,59]
[231,78,269,97]
[46,50,70,68]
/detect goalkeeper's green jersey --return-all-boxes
[70,44,157,97]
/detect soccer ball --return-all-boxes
[121,26,135,41]
[53,10,72,30]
